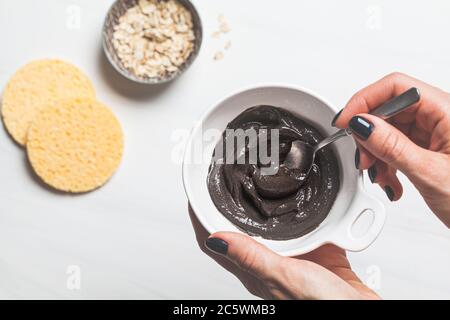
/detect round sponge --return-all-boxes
[26,98,124,193]
[1,59,96,146]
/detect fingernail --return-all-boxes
[368,165,377,183]
[331,109,343,127]
[355,149,360,169]
[205,237,228,255]
[384,186,394,201]
[349,116,374,140]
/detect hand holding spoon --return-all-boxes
[284,87,421,175]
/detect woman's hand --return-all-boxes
[189,206,379,300]
[333,72,450,227]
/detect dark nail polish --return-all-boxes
[368,165,377,183]
[331,109,343,127]
[355,149,360,169]
[384,186,394,201]
[205,238,228,255]
[349,116,374,140]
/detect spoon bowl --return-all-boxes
[284,140,316,174]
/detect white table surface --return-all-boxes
[1,0,449,300]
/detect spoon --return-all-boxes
[284,87,421,175]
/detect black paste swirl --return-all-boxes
[207,105,340,240]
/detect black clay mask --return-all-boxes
[207,105,340,240]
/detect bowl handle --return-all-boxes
[331,190,386,252]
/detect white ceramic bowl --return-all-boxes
[183,84,385,256]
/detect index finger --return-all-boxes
[335,72,443,128]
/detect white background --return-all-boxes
[0,0,449,299]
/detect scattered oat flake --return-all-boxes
[210,14,231,38]
[211,31,222,38]
[211,14,232,61]
[219,22,231,33]
[214,51,224,61]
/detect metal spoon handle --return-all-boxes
[314,87,421,153]
[313,128,352,152]
[370,87,420,119]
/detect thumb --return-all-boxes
[348,114,435,182]
[205,232,284,281]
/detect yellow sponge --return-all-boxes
[1,59,96,146]
[27,98,124,193]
